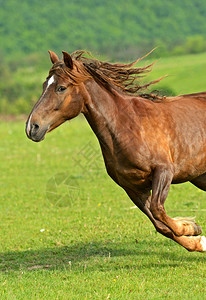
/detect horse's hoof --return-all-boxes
[173,217,202,236]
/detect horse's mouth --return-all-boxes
[30,132,46,142]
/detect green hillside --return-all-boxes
[1,0,206,60]
[1,0,206,114]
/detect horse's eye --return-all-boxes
[57,86,67,92]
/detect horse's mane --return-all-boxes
[72,50,163,96]
[49,50,164,99]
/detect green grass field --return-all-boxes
[142,52,206,95]
[0,117,205,299]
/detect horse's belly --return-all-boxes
[173,159,206,183]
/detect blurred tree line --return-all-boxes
[1,0,206,114]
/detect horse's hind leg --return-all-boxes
[150,165,203,239]
[172,173,206,251]
[191,173,206,191]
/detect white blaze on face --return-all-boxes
[47,75,55,87]
[26,75,55,135]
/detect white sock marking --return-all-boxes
[200,236,206,252]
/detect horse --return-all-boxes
[26,50,206,252]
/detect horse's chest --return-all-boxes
[103,153,150,188]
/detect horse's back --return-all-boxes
[165,91,206,102]
[181,91,206,99]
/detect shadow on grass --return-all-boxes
[0,239,205,273]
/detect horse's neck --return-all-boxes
[82,80,121,150]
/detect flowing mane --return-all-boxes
[49,50,163,97]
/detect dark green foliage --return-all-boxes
[1,0,206,60]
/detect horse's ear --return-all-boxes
[48,50,59,64]
[62,51,73,69]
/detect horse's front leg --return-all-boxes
[126,189,177,239]
[127,188,206,252]
[150,166,206,252]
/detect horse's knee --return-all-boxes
[150,202,165,221]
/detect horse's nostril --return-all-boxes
[33,123,39,130]
[30,122,40,135]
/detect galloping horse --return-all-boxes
[26,50,206,252]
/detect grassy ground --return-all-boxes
[0,118,205,299]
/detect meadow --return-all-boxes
[0,114,205,299]
[145,52,206,95]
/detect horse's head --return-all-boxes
[26,51,87,142]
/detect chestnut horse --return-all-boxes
[26,50,206,252]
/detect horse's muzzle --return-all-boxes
[25,121,49,142]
